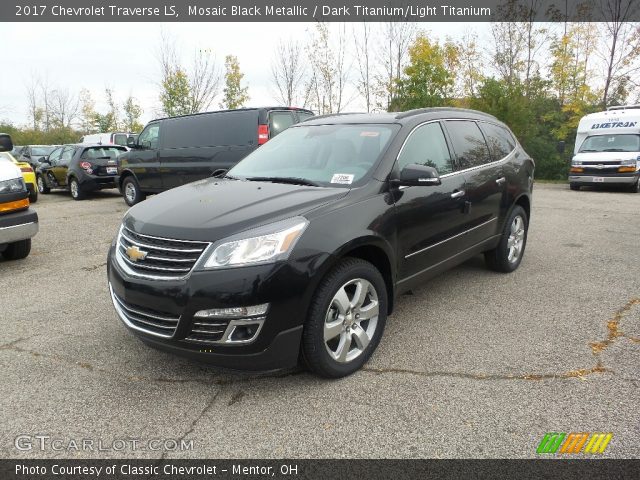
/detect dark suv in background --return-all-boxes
[117,107,314,206]
[108,107,534,378]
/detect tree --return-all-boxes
[25,74,42,130]
[455,32,485,100]
[353,23,373,112]
[376,22,416,110]
[50,88,78,128]
[160,68,192,116]
[391,34,457,111]
[271,39,307,107]
[221,55,249,109]
[122,95,144,132]
[78,89,97,134]
[188,49,221,112]
[598,0,640,106]
[105,88,120,130]
[306,23,350,114]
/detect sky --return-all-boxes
[0,22,488,127]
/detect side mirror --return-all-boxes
[556,141,566,154]
[39,157,51,165]
[126,136,137,149]
[211,168,228,178]
[395,164,441,187]
[0,134,13,152]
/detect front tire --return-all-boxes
[3,239,31,260]
[69,177,86,200]
[485,205,528,273]
[570,183,580,191]
[122,176,146,206]
[302,258,387,378]
[37,175,50,194]
[630,178,640,193]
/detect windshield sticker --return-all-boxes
[331,173,354,185]
[360,131,380,137]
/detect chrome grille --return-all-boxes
[184,318,230,344]
[117,226,209,279]
[110,287,180,338]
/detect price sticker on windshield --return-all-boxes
[331,173,354,185]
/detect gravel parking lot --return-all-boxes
[1,184,638,459]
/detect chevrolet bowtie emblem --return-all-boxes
[125,245,148,262]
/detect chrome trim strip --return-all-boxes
[184,317,266,345]
[121,230,205,254]
[117,250,191,273]
[123,226,209,244]
[109,283,176,339]
[405,217,498,259]
[113,296,179,323]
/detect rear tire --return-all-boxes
[122,176,146,206]
[485,205,528,273]
[302,258,387,378]
[28,189,38,203]
[37,175,50,194]
[69,177,86,201]
[569,183,580,191]
[3,239,31,260]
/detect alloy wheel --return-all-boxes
[125,182,136,204]
[70,180,79,198]
[507,215,525,263]
[323,278,379,363]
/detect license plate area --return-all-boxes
[107,167,118,174]
[592,177,605,183]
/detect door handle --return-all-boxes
[451,190,465,199]
[496,177,506,185]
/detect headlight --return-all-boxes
[620,159,635,166]
[0,177,25,194]
[572,159,582,166]
[202,217,308,269]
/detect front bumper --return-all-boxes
[107,244,313,371]
[568,174,638,185]
[0,209,38,245]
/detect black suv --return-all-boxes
[37,144,126,200]
[117,107,314,206]
[107,108,534,378]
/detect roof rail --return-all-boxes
[607,104,640,111]
[305,112,366,121]
[394,107,497,120]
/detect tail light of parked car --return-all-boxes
[20,166,33,173]
[257,124,269,145]
[80,162,94,174]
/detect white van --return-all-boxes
[569,105,640,192]
[80,132,137,148]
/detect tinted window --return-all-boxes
[162,110,258,149]
[81,147,125,160]
[138,123,160,149]
[48,147,63,163]
[229,124,399,187]
[59,147,75,166]
[269,111,295,137]
[480,122,515,160]
[32,146,56,156]
[297,112,314,123]
[113,134,128,146]
[445,121,492,169]
[397,122,453,175]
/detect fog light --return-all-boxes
[194,303,269,318]
[229,324,260,341]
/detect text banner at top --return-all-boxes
[4,0,640,22]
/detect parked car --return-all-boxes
[16,145,60,170]
[569,105,640,192]
[80,132,137,147]
[107,108,534,378]
[36,144,126,200]
[0,152,37,203]
[117,107,314,206]
[0,134,38,260]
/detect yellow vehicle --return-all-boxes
[0,151,37,203]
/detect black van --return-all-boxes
[117,107,314,206]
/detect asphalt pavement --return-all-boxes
[0,184,638,459]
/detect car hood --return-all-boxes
[0,159,22,181]
[573,151,639,162]
[124,178,349,242]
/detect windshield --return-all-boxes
[32,146,56,156]
[579,134,640,153]
[113,134,128,146]
[228,124,399,187]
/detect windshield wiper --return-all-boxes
[579,149,597,152]
[603,148,627,152]
[245,176,321,187]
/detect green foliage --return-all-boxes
[0,122,80,145]
[160,69,192,117]
[390,35,456,111]
[123,96,144,133]
[221,55,249,109]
